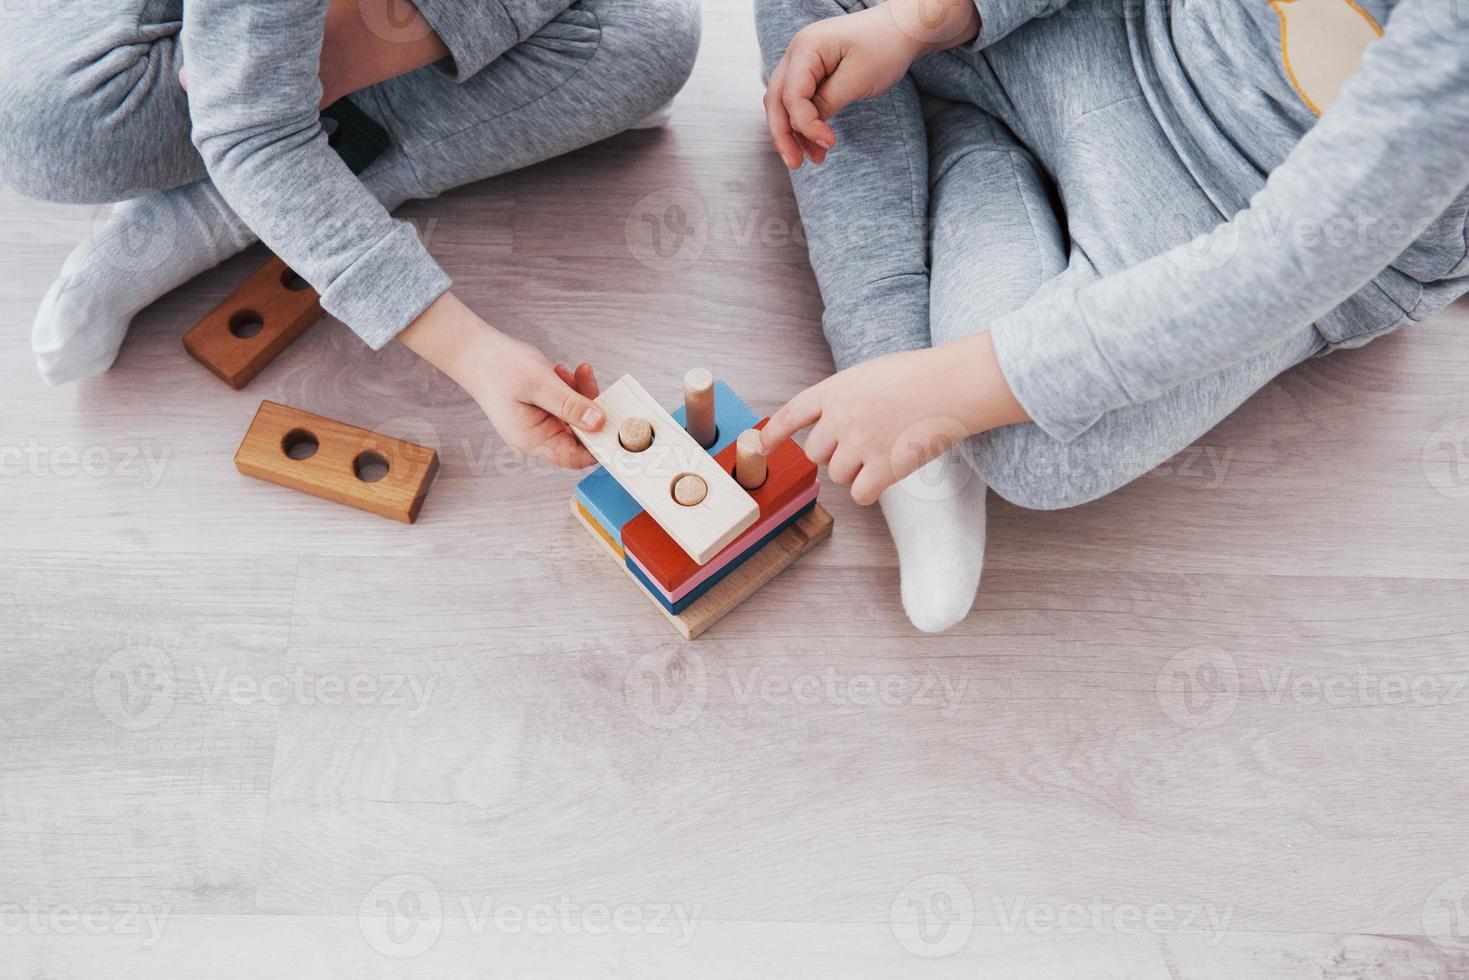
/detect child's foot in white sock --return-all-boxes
[32,181,254,386]
[631,99,677,130]
[878,449,988,633]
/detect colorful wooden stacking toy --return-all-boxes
[571,372,833,639]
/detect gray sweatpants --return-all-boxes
[0,0,700,336]
[756,0,1356,511]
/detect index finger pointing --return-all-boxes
[759,384,824,453]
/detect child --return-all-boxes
[1,0,703,468]
[755,0,1469,631]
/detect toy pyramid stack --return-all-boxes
[571,370,833,639]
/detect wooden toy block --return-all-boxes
[571,375,758,565]
[183,98,389,390]
[575,380,758,546]
[629,487,820,614]
[234,400,439,523]
[183,255,324,389]
[623,418,817,593]
[573,496,833,640]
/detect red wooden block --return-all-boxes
[623,418,817,593]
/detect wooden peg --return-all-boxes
[619,417,654,453]
[183,255,323,389]
[234,401,439,523]
[683,368,716,449]
[673,474,708,506]
[735,428,767,490]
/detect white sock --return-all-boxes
[631,99,676,130]
[32,181,254,386]
[878,450,989,633]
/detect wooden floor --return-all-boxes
[4,3,1469,977]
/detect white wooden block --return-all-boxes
[573,375,758,564]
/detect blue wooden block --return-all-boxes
[626,501,816,614]
[574,380,759,546]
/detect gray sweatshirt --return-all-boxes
[979,0,1469,441]
[181,0,575,349]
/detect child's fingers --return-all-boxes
[761,385,824,451]
[795,133,828,166]
[534,374,605,431]
[573,362,600,399]
[802,420,838,467]
[554,363,577,389]
[780,52,837,150]
[850,466,887,506]
[827,445,863,487]
[763,60,804,169]
[529,430,597,470]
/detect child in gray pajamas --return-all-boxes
[0,0,702,469]
[755,0,1469,630]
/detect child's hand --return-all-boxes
[758,333,1028,505]
[472,333,606,470]
[398,292,606,470]
[764,0,981,169]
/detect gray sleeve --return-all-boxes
[415,0,578,80]
[971,0,1075,48]
[987,0,1469,442]
[181,0,450,350]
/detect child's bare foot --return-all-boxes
[32,181,252,385]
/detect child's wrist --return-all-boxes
[948,333,1029,435]
[887,0,982,57]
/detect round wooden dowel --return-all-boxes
[735,428,767,490]
[672,474,708,507]
[683,368,716,449]
[618,416,653,453]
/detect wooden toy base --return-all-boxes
[573,497,833,640]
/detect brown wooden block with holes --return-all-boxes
[234,401,439,523]
[183,255,323,389]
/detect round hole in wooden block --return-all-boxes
[618,417,654,453]
[280,268,310,292]
[353,450,390,483]
[229,310,264,339]
[671,473,707,507]
[281,428,319,461]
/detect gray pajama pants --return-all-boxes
[0,0,700,260]
[755,0,1339,511]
